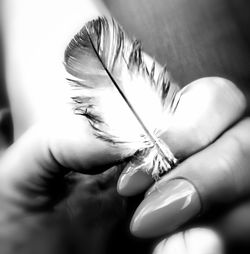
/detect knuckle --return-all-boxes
[191,77,247,119]
[229,134,245,156]
[210,77,247,113]
[190,77,247,114]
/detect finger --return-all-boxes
[118,77,246,196]
[117,167,153,196]
[130,118,250,237]
[153,201,250,254]
[153,228,223,254]
[117,154,154,196]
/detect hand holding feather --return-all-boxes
[64,17,245,183]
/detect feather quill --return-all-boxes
[64,17,180,179]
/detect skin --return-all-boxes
[1,0,250,254]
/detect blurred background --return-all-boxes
[1,0,250,109]
[104,0,250,108]
[0,0,249,136]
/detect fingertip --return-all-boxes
[153,233,187,254]
[185,228,223,254]
[153,228,223,254]
[117,165,153,196]
[130,179,201,238]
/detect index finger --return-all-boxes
[117,77,246,196]
[130,118,250,237]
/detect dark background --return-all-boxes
[105,0,250,112]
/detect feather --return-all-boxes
[64,16,180,179]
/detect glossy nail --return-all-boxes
[153,228,223,254]
[117,161,154,196]
[130,179,201,237]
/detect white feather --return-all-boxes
[64,16,180,179]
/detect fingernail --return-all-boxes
[130,179,201,237]
[153,228,223,254]
[117,161,154,196]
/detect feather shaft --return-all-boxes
[85,25,173,168]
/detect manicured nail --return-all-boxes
[153,228,223,254]
[117,161,154,196]
[130,179,201,237]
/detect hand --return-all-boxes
[1,77,246,254]
[117,77,249,253]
